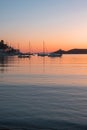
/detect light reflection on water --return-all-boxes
[0,55,87,87]
[0,55,87,130]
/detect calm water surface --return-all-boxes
[0,55,87,130]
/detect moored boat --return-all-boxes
[18,53,30,58]
[48,53,62,57]
[38,53,48,57]
[38,41,48,57]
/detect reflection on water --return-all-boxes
[0,56,17,73]
[0,56,9,72]
[0,55,87,86]
[0,55,87,85]
[0,55,87,130]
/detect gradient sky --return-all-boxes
[0,0,87,52]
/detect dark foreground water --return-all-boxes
[0,55,87,130]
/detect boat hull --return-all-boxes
[48,53,62,57]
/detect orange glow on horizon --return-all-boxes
[11,40,87,53]
[3,31,87,53]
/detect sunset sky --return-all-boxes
[0,0,87,52]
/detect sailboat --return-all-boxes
[28,41,32,55]
[38,41,48,56]
[48,52,62,57]
[18,53,30,58]
[18,42,31,58]
[48,49,62,57]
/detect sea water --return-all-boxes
[0,55,87,130]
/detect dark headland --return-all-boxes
[55,48,87,54]
[0,40,19,55]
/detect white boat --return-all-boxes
[18,54,30,58]
[48,53,62,57]
[38,41,48,57]
[18,41,31,58]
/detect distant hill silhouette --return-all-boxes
[55,49,87,54]
[0,40,19,55]
[0,40,8,49]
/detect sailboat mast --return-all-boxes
[29,41,30,54]
[43,40,45,54]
